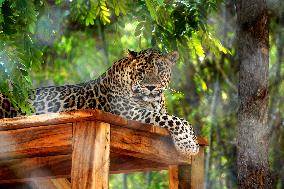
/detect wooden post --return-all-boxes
[71,121,110,189]
[169,147,205,189]
[190,147,205,189]
[169,165,179,189]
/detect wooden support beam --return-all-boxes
[111,125,191,164]
[0,179,71,189]
[0,109,127,131]
[0,123,72,159]
[0,155,70,183]
[0,182,37,189]
[31,179,60,189]
[110,153,168,174]
[0,109,207,146]
[71,121,110,189]
[169,147,205,189]
[51,178,71,189]
[0,122,197,164]
[0,153,169,183]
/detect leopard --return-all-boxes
[0,48,199,156]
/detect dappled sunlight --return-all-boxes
[0,0,283,188]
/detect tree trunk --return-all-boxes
[236,0,272,188]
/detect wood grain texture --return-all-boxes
[110,125,191,164]
[0,109,207,186]
[0,155,70,183]
[168,147,205,189]
[31,179,59,189]
[190,147,205,189]
[110,153,168,174]
[51,178,71,189]
[0,178,71,189]
[169,165,179,189]
[71,121,110,189]
[0,109,127,130]
[0,123,72,159]
[0,153,170,183]
[0,121,200,164]
[0,109,207,146]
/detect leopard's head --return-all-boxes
[128,48,179,102]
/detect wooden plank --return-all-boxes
[0,182,34,189]
[0,153,170,183]
[0,155,70,183]
[0,181,57,189]
[51,178,71,189]
[110,153,168,174]
[0,109,208,147]
[0,123,72,159]
[190,147,205,189]
[0,121,204,164]
[0,109,127,130]
[71,121,110,189]
[30,179,58,189]
[0,179,71,189]
[110,125,191,164]
[168,147,205,189]
[127,120,169,136]
[0,109,168,138]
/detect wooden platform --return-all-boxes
[0,109,207,189]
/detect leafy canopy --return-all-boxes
[0,0,226,113]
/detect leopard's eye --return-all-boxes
[137,71,145,80]
[156,61,165,72]
[158,66,166,74]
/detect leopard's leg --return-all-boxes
[137,110,199,156]
[109,98,199,156]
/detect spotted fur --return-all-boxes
[0,48,199,156]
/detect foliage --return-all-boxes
[2,0,284,189]
[110,171,168,189]
[0,0,44,113]
[0,0,226,113]
[133,0,228,56]
[67,0,128,25]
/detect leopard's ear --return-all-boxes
[126,49,138,59]
[166,51,179,64]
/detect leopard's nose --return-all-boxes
[146,86,156,91]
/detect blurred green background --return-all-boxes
[0,0,283,188]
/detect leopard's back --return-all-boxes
[0,79,110,118]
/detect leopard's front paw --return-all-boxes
[170,120,199,156]
[172,135,199,156]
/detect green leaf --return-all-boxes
[0,0,5,6]
[208,32,230,54]
[102,10,110,17]
[156,0,164,5]
[188,33,205,59]
[28,22,36,34]
[100,5,108,11]
[145,0,158,21]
